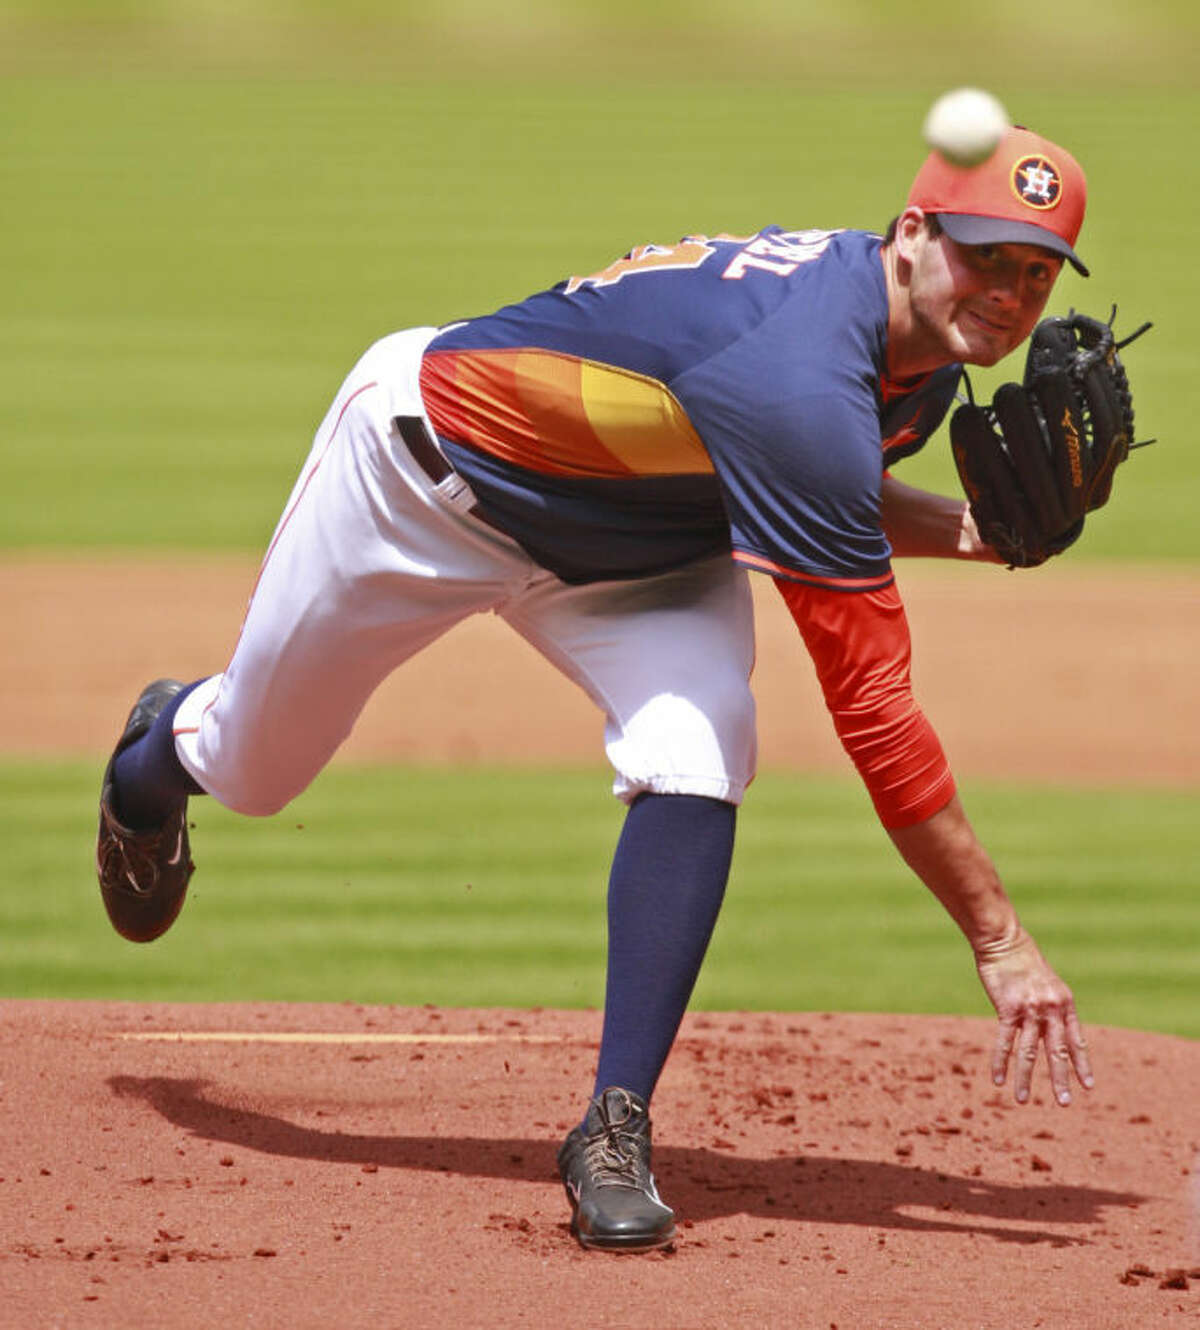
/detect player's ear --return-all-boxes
[891,207,930,266]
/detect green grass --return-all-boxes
[3,1,1197,87]
[2,73,1197,558]
[5,760,1197,1038]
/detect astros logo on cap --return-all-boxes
[1012,155,1063,210]
[904,126,1088,272]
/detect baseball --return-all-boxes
[922,88,1010,167]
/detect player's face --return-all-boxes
[908,229,1063,367]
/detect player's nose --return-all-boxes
[983,271,1023,309]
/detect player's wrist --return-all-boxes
[970,917,1030,963]
[957,503,1002,561]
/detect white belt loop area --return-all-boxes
[433,468,479,517]
[393,415,504,532]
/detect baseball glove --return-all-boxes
[950,309,1153,568]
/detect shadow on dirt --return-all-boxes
[109,1073,1145,1245]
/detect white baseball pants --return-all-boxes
[173,327,758,815]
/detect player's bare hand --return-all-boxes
[974,927,1094,1106]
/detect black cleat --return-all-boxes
[557,1086,676,1252]
[96,679,194,943]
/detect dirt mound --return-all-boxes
[1,1001,1196,1328]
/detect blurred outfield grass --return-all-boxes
[1,4,1198,558]
[2,1,1197,87]
[4,762,1198,1037]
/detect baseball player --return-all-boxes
[98,125,1099,1252]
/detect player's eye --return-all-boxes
[1026,260,1057,288]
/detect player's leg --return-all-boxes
[504,554,757,1093]
[98,327,534,941]
[501,554,756,1249]
[593,790,737,1097]
[552,789,735,1250]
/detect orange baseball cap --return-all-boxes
[906,125,1089,276]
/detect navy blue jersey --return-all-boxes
[420,228,960,586]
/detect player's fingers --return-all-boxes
[1013,1017,1042,1104]
[1065,1008,1095,1091]
[991,1017,1020,1088]
[1043,1012,1076,1106]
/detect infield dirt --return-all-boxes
[3,1003,1198,1329]
[4,555,1199,783]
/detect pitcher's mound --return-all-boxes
[1,1001,1196,1328]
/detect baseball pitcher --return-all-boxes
[97,122,1147,1251]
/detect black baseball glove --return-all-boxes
[950,310,1153,568]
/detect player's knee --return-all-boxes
[203,767,303,819]
[213,786,292,818]
[608,682,757,804]
[224,790,292,818]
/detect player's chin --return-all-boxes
[953,320,1021,367]
[959,345,1008,368]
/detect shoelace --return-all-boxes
[582,1126,648,1189]
[97,807,163,895]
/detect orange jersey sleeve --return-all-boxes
[774,576,955,829]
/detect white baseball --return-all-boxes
[922,88,1010,167]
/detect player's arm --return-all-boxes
[774,574,1092,1103]
[880,472,1002,561]
[888,796,1094,1105]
